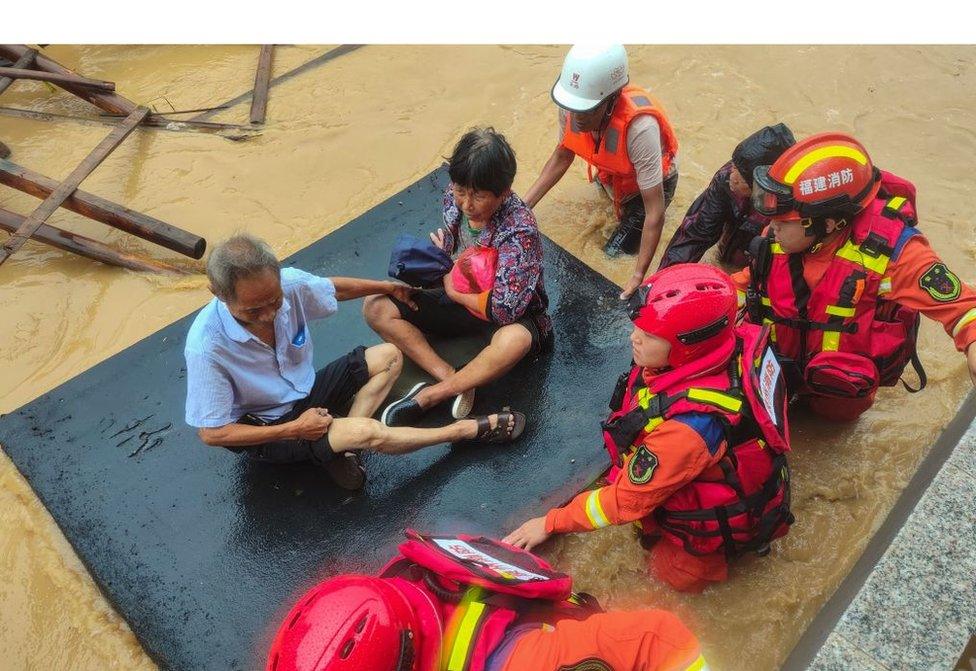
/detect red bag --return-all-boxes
[391,529,573,600]
[804,350,879,398]
[450,245,498,294]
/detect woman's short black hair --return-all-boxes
[448,127,517,196]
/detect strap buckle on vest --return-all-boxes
[858,232,893,259]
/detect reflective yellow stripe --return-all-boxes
[584,489,611,529]
[447,601,487,671]
[770,242,785,254]
[637,388,653,409]
[825,305,855,317]
[822,331,840,351]
[685,655,709,671]
[761,296,772,306]
[783,146,868,184]
[644,415,665,432]
[687,388,743,413]
[835,240,890,275]
[952,307,976,337]
[887,196,907,211]
[736,289,746,307]
[879,277,892,294]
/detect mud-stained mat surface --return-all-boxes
[0,167,630,670]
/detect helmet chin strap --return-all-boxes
[802,217,848,252]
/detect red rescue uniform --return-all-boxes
[734,232,976,419]
[546,383,731,591]
[495,611,708,671]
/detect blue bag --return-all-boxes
[388,232,453,287]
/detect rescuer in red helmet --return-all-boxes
[737,131,976,421]
[266,530,709,671]
[505,263,794,592]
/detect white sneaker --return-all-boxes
[451,388,475,419]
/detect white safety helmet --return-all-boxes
[551,44,629,112]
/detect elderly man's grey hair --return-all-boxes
[206,233,280,301]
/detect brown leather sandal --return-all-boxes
[471,407,526,444]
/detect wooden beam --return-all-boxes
[0,66,116,91]
[0,106,149,266]
[0,48,36,97]
[192,44,363,121]
[0,158,206,259]
[0,105,259,141]
[0,207,187,274]
[249,45,274,125]
[0,45,136,116]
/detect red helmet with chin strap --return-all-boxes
[266,575,441,671]
[627,264,737,368]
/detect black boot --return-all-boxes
[603,219,643,257]
[604,196,646,257]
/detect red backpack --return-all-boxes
[380,530,601,671]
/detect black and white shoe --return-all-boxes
[451,388,475,419]
[381,382,429,427]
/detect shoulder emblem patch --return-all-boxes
[627,445,659,485]
[919,262,961,302]
[558,659,612,671]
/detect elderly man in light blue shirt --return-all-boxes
[184,234,525,490]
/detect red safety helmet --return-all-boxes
[627,264,737,368]
[266,575,441,671]
[751,132,881,222]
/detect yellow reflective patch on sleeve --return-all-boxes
[584,489,611,529]
[684,654,709,671]
[952,307,976,337]
[879,277,892,294]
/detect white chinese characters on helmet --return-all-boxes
[551,44,629,112]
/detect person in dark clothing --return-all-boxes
[658,123,795,270]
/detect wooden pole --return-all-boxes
[0,66,116,91]
[0,106,149,267]
[0,45,136,116]
[0,208,188,274]
[0,105,259,141]
[249,45,274,125]
[0,158,206,259]
[0,48,36,97]
[192,44,363,122]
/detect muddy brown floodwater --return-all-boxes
[1,45,974,671]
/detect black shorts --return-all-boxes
[389,288,550,355]
[235,346,371,465]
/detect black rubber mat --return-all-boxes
[0,167,632,670]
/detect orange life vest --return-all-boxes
[559,84,679,216]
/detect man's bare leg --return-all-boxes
[347,343,403,418]
[413,323,532,409]
[363,295,455,382]
[327,414,514,455]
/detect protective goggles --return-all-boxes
[751,165,796,217]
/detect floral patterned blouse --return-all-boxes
[441,186,552,339]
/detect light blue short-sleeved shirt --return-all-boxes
[184,267,338,428]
